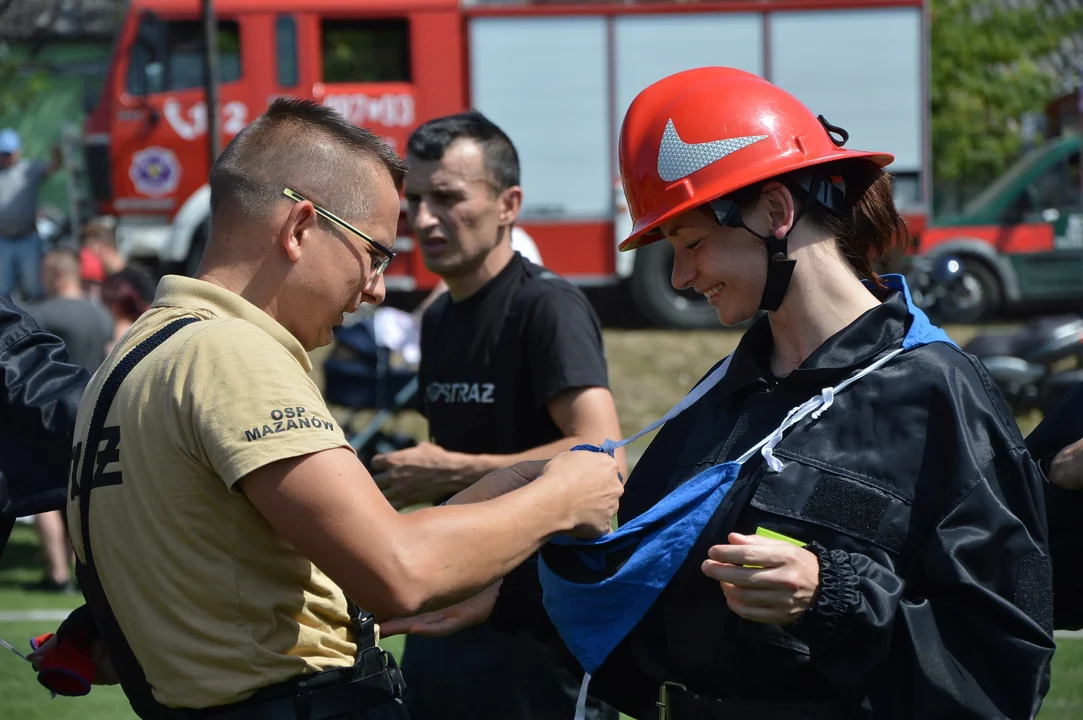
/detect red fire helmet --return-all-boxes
[617,67,895,251]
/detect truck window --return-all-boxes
[1023,155,1083,216]
[277,16,299,87]
[321,19,410,83]
[126,19,242,95]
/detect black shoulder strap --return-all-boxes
[75,316,200,719]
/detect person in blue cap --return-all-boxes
[383,68,1055,720]
[0,127,61,300]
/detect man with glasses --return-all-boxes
[41,98,623,719]
[372,111,623,720]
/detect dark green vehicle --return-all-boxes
[914,134,1083,322]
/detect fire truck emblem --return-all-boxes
[129,147,181,197]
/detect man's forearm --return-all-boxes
[450,435,626,487]
[390,480,573,616]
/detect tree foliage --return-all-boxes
[931,0,1083,183]
[0,46,49,127]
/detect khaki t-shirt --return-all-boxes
[67,276,357,709]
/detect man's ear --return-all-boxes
[281,201,319,262]
[498,185,523,227]
[759,182,796,239]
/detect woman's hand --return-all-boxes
[380,582,502,638]
[701,532,820,626]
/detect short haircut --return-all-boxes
[43,248,81,280]
[209,98,408,225]
[406,110,520,193]
[81,217,115,247]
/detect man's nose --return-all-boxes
[410,198,440,232]
[363,274,386,306]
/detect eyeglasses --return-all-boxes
[282,187,396,276]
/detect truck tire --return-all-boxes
[185,222,210,278]
[936,257,1002,324]
[629,241,720,328]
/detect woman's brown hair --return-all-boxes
[727,159,911,287]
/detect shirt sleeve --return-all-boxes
[174,320,352,490]
[28,159,49,184]
[522,284,610,410]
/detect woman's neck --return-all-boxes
[766,254,881,378]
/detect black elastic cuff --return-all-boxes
[785,542,859,649]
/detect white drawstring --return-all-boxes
[811,387,835,420]
[573,673,592,720]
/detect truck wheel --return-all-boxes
[629,241,720,328]
[185,222,210,278]
[936,258,1002,324]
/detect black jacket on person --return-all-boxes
[0,295,89,557]
[492,291,1054,720]
[1025,380,1083,631]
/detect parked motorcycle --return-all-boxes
[963,315,1083,415]
[905,254,978,324]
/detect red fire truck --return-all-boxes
[83,0,930,327]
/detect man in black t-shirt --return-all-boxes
[371,112,623,719]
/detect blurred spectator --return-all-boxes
[78,216,123,300]
[100,266,156,353]
[80,216,125,273]
[20,248,110,593]
[25,249,113,374]
[0,128,61,300]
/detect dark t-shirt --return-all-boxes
[25,297,113,374]
[407,252,617,720]
[418,252,610,457]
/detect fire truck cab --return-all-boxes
[84,0,929,327]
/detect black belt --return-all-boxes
[183,614,408,720]
[658,682,845,720]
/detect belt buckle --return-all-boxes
[657,681,687,720]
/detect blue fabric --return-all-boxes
[538,276,953,676]
[873,274,957,351]
[540,461,741,674]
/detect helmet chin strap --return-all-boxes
[759,234,797,312]
[709,168,841,312]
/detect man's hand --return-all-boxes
[380,582,502,638]
[701,533,820,626]
[372,442,470,509]
[27,634,120,686]
[447,460,548,506]
[47,145,63,174]
[1048,438,1083,490]
[534,450,622,539]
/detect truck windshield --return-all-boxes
[961,142,1060,216]
[126,17,241,95]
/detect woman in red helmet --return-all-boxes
[384,68,1054,720]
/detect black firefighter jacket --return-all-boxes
[492,292,1055,720]
[0,295,89,558]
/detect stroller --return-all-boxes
[322,311,420,467]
